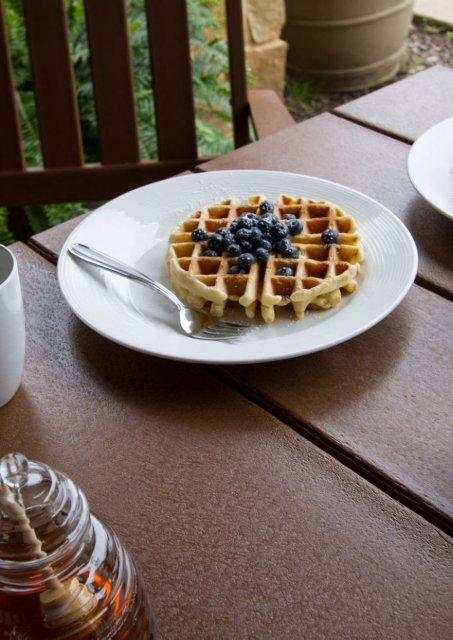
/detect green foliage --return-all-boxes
[417,16,453,35]
[286,77,321,102]
[127,0,234,159]
[69,0,99,161]
[0,209,14,246]
[5,0,41,167]
[188,0,233,156]
[423,23,443,34]
[4,0,233,239]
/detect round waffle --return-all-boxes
[166,195,364,323]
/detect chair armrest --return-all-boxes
[248,89,295,139]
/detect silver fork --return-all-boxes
[68,243,250,341]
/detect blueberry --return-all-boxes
[216,227,229,237]
[258,218,273,234]
[287,219,303,236]
[250,227,263,244]
[191,228,208,242]
[203,249,220,257]
[229,219,240,233]
[242,212,259,223]
[274,238,292,254]
[228,265,246,275]
[207,233,224,250]
[282,246,300,259]
[277,267,294,276]
[236,217,255,230]
[322,228,340,245]
[240,241,254,253]
[258,238,272,252]
[224,233,235,246]
[235,227,252,243]
[271,222,289,240]
[259,200,274,215]
[262,214,279,226]
[283,213,296,220]
[255,247,270,263]
[226,243,241,257]
[237,253,255,270]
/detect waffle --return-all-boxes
[166,195,364,323]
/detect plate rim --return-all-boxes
[407,116,453,222]
[57,170,418,364]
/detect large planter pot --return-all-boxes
[283,0,415,91]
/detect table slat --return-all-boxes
[334,65,453,143]
[2,243,453,640]
[29,213,89,263]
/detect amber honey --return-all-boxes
[0,454,155,639]
[0,577,153,639]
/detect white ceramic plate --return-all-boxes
[408,117,453,221]
[58,170,417,364]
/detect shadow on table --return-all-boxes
[69,289,414,422]
[216,293,414,418]
[404,195,453,295]
[67,317,269,441]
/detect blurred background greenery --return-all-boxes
[0,0,233,244]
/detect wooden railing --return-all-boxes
[0,0,249,211]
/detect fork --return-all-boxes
[68,243,250,341]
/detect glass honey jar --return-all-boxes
[0,453,154,639]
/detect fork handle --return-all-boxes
[68,243,184,311]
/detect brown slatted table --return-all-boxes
[2,243,453,639]
[3,68,453,638]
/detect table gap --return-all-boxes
[209,365,453,539]
[27,238,58,264]
[332,110,413,145]
[415,274,453,303]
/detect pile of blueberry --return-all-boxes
[191,200,304,276]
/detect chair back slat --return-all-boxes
[225,0,250,148]
[0,3,25,170]
[23,0,84,168]
[0,159,204,207]
[144,0,197,161]
[1,1,262,213]
[84,0,140,164]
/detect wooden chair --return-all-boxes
[0,0,294,237]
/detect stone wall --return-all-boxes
[242,0,288,97]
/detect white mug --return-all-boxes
[0,245,25,407]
